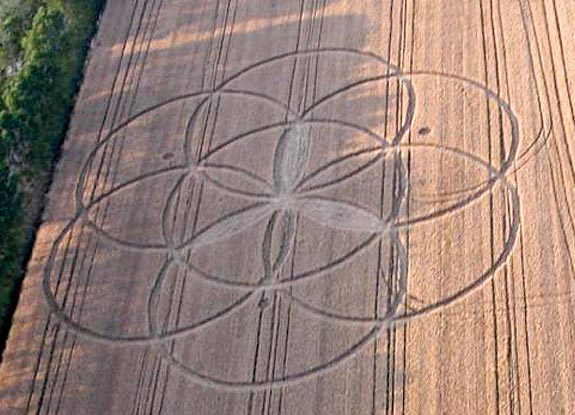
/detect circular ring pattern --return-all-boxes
[43,48,521,391]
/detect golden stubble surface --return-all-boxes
[1,1,575,414]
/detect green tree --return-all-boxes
[0,0,43,77]
[0,0,105,340]
[0,160,21,326]
[2,5,72,168]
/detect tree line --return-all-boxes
[0,0,105,340]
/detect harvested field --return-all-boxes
[2,1,575,414]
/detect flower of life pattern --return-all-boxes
[43,49,520,391]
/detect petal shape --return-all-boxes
[184,203,273,250]
[297,197,386,233]
[395,144,498,228]
[200,163,273,199]
[86,170,185,251]
[262,209,297,276]
[272,124,311,192]
[395,178,519,320]
[294,122,383,194]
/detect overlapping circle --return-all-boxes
[43,49,520,390]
